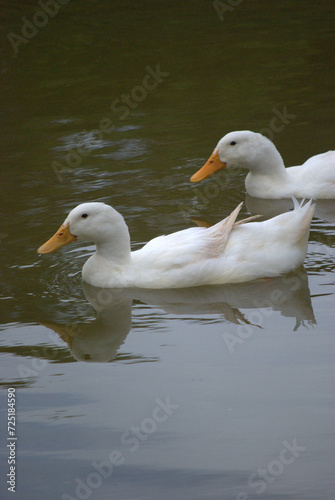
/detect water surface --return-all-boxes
[0,1,334,499]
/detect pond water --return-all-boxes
[0,1,334,499]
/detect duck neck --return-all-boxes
[252,144,287,179]
[95,223,132,265]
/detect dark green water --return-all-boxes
[0,1,334,499]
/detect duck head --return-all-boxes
[38,202,130,259]
[190,130,284,182]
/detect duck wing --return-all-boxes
[134,203,245,269]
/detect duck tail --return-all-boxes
[291,197,315,239]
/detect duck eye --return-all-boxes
[81,213,88,219]
[230,141,236,146]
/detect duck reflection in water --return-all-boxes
[245,195,335,224]
[43,268,315,363]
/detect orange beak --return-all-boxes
[190,150,226,182]
[37,222,77,254]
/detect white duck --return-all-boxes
[191,130,335,199]
[37,200,314,289]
